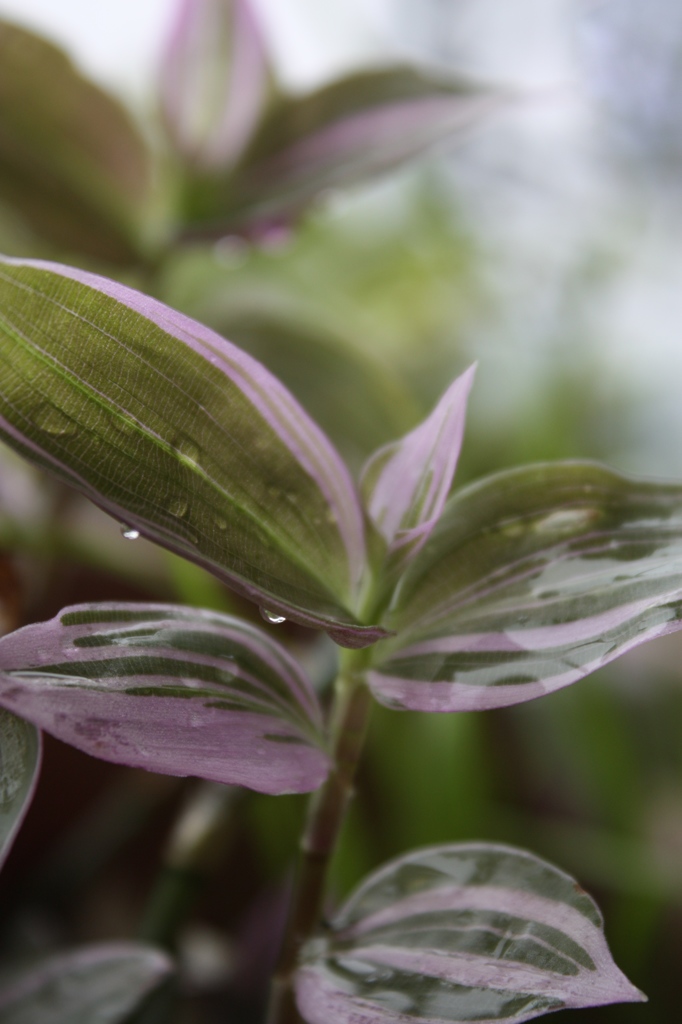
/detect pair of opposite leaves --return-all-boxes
[2,256,682,795]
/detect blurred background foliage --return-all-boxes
[0,1,681,1022]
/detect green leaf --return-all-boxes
[0,20,152,264]
[0,943,173,1023]
[0,256,385,647]
[369,462,682,709]
[180,66,495,233]
[198,305,419,469]
[0,707,40,871]
[296,843,645,1024]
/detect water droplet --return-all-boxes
[172,436,201,468]
[120,525,140,541]
[260,608,286,625]
[534,508,597,534]
[169,496,188,518]
[34,403,77,437]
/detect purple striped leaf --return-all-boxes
[361,365,475,577]
[0,256,384,647]
[160,0,270,171]
[0,20,151,265]
[0,707,41,872]
[181,67,496,233]
[296,843,644,1024]
[0,602,330,794]
[368,462,682,711]
[0,942,173,1023]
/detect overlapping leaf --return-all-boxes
[296,843,644,1024]
[0,603,330,794]
[0,942,172,1023]
[0,257,385,646]
[369,462,682,710]
[0,707,40,871]
[0,20,151,264]
[180,67,495,233]
[161,0,270,171]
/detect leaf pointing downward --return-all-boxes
[0,256,383,647]
[296,843,644,1024]
[0,603,330,794]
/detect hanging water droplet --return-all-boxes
[120,525,140,541]
[34,403,77,437]
[260,608,286,625]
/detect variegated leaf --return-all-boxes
[296,843,644,1024]
[0,20,151,264]
[0,707,40,871]
[0,943,172,1023]
[181,67,496,233]
[0,257,384,648]
[161,0,270,170]
[369,462,682,710]
[0,603,330,794]
[361,365,475,577]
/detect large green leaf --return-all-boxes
[0,707,40,871]
[0,943,172,1023]
[0,256,384,647]
[0,20,152,263]
[296,843,644,1024]
[369,462,682,709]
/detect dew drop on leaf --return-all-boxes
[34,403,77,437]
[120,525,140,540]
[260,608,286,625]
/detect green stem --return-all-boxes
[266,653,373,1024]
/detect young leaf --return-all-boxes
[0,602,330,794]
[0,20,151,264]
[0,707,41,871]
[296,842,645,1024]
[181,67,496,233]
[0,942,173,1023]
[361,365,475,575]
[369,462,682,710]
[161,0,270,171]
[0,257,384,647]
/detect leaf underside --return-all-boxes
[0,602,330,794]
